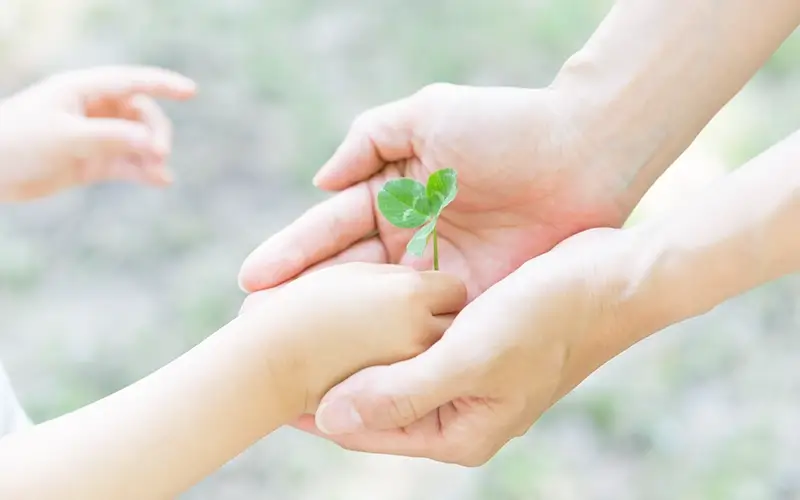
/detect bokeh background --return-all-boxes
[1,0,800,498]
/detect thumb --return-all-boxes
[312,96,419,191]
[315,342,465,434]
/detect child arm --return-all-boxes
[0,264,465,499]
[0,311,302,500]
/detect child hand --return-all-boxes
[0,65,196,201]
[239,263,467,413]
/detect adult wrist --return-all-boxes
[549,0,800,215]
[536,226,669,401]
[548,56,674,218]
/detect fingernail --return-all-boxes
[237,274,249,293]
[313,151,342,187]
[237,256,280,293]
[312,167,329,187]
[316,401,363,435]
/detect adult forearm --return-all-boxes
[552,129,800,402]
[552,0,800,210]
[0,312,303,499]
[632,128,800,338]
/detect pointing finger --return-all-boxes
[53,65,197,101]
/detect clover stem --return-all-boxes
[432,227,439,271]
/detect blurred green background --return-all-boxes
[1,0,800,498]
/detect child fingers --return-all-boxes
[122,95,175,184]
[71,118,153,156]
[70,118,169,185]
[416,271,467,315]
[55,65,197,101]
[424,314,456,346]
[124,94,172,156]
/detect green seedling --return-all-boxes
[376,168,458,271]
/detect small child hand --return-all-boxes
[0,65,196,201]
[239,262,467,413]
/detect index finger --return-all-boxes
[290,413,441,459]
[53,65,197,100]
[238,183,378,292]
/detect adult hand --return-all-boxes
[295,122,800,466]
[292,226,657,465]
[238,83,645,299]
[234,0,800,467]
[0,65,196,201]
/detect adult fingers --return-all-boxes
[291,414,444,460]
[298,236,387,276]
[238,237,388,315]
[315,338,471,434]
[312,96,419,191]
[52,65,196,101]
[238,183,376,292]
[294,401,517,466]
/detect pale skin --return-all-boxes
[0,66,196,201]
[0,263,464,499]
[0,67,468,498]
[238,0,800,465]
[292,128,800,463]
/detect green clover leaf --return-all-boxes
[376,168,458,270]
[426,168,458,216]
[376,178,431,228]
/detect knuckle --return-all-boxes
[396,271,427,301]
[384,394,421,428]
